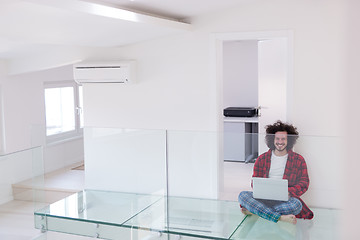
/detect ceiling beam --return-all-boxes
[23,0,191,30]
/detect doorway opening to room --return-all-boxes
[214,31,293,201]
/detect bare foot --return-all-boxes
[241,207,253,216]
[279,214,297,224]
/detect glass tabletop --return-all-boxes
[35,190,247,239]
[35,190,164,227]
[125,196,246,239]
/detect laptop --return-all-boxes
[252,177,289,201]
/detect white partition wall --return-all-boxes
[84,128,167,195]
[167,130,218,199]
[84,128,218,199]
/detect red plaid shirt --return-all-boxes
[253,149,314,219]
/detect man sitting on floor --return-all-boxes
[238,120,314,224]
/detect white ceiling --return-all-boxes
[0,0,242,64]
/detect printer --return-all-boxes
[223,107,258,117]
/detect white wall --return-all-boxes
[80,0,346,206]
[83,32,216,132]
[0,148,37,204]
[256,37,289,154]
[223,40,258,108]
[5,65,84,172]
[0,63,84,203]
[84,128,167,195]
[0,61,6,154]
[257,38,288,133]
[167,130,218,198]
[343,0,360,238]
[295,135,342,209]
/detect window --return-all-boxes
[44,82,83,143]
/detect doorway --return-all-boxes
[214,31,293,200]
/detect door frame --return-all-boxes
[211,30,294,198]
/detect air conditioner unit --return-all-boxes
[73,61,136,84]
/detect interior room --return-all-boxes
[0,0,359,239]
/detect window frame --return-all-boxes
[44,81,83,144]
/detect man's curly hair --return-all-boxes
[265,120,299,151]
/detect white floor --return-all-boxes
[0,162,342,240]
[0,163,92,240]
[0,200,41,240]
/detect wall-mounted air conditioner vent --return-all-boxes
[73,61,136,84]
